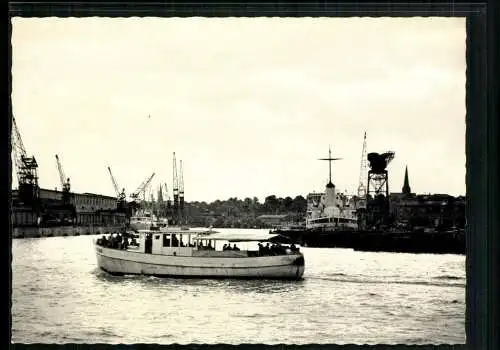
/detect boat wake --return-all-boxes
[307,275,465,288]
[434,274,463,280]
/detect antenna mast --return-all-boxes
[172,152,179,224]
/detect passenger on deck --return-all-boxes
[233,244,240,251]
[223,244,228,251]
[100,235,108,246]
[264,243,271,255]
[290,243,297,252]
[276,243,285,255]
[258,243,263,255]
[118,234,125,249]
[270,244,278,255]
[108,235,116,248]
[131,237,138,246]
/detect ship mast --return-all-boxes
[319,146,342,186]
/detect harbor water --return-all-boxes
[11,229,465,345]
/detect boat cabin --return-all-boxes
[98,230,300,257]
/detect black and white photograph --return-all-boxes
[10,16,466,345]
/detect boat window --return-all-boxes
[172,234,179,247]
[313,218,330,224]
[155,235,160,240]
[163,234,170,247]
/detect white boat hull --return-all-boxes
[95,244,305,280]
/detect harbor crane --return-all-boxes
[357,132,368,207]
[107,166,126,211]
[12,116,40,206]
[130,173,155,201]
[129,172,155,214]
[172,152,179,224]
[366,150,395,228]
[55,154,71,205]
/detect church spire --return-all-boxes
[402,165,411,195]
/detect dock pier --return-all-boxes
[12,225,124,239]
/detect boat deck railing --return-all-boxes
[96,236,301,257]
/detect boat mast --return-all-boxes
[319,146,342,186]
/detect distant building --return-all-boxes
[256,214,291,227]
[33,188,117,211]
[401,165,414,197]
[11,188,127,227]
[389,167,465,230]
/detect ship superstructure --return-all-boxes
[305,147,358,231]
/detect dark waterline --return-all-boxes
[11,229,465,344]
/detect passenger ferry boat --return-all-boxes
[94,229,305,280]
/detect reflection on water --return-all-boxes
[172,278,306,295]
[11,231,465,345]
[93,267,305,295]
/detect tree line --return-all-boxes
[187,195,307,215]
[172,195,308,228]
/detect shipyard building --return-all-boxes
[11,188,127,227]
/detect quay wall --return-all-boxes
[12,225,123,239]
[273,229,466,255]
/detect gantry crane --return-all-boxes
[366,150,395,229]
[55,154,71,205]
[12,116,40,206]
[107,166,126,211]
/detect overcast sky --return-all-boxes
[11,17,466,202]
